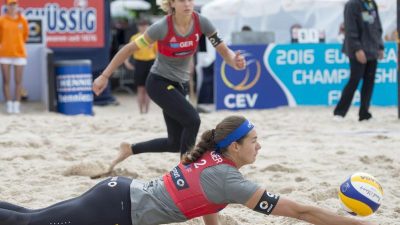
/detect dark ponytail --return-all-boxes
[182,115,247,164]
[182,129,215,164]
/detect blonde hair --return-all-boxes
[159,0,174,14]
[182,115,247,164]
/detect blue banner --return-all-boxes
[215,45,288,110]
[215,43,397,110]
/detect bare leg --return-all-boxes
[14,65,24,102]
[109,142,133,171]
[91,142,133,179]
[188,67,197,106]
[1,64,11,101]
[143,88,150,113]
[137,86,146,114]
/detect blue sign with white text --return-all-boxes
[215,43,397,110]
[215,45,288,110]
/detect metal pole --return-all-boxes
[398,0,400,118]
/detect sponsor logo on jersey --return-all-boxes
[169,36,177,42]
[170,166,189,190]
[169,40,194,49]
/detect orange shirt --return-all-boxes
[0,14,29,58]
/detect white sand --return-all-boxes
[0,94,399,225]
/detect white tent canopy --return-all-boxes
[194,0,216,6]
[200,0,395,61]
[111,0,151,17]
[202,0,395,43]
[155,0,215,8]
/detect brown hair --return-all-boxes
[182,115,247,164]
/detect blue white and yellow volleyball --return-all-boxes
[338,172,383,216]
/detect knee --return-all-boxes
[193,115,201,129]
[167,139,180,151]
[184,113,201,130]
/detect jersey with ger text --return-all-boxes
[163,151,236,219]
[157,12,201,58]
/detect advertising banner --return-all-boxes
[215,43,397,110]
[18,0,104,48]
[215,45,288,110]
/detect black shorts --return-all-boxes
[134,59,154,86]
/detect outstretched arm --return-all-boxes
[92,33,154,95]
[215,42,246,70]
[272,197,376,225]
[206,31,245,70]
[245,188,377,225]
[124,58,135,71]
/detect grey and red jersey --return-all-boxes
[129,157,260,225]
[146,12,216,83]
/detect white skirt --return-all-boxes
[0,57,27,66]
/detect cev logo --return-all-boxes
[220,52,261,91]
[29,22,41,36]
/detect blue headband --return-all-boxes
[215,120,254,151]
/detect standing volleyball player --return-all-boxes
[93,0,246,169]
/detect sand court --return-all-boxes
[0,94,399,224]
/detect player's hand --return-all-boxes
[355,50,367,64]
[124,60,135,70]
[92,74,109,96]
[359,222,378,225]
[234,51,246,70]
[378,50,384,60]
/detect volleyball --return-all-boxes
[338,172,383,216]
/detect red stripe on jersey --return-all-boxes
[157,12,202,58]
[163,151,236,219]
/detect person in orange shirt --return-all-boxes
[0,0,28,114]
[124,19,157,114]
